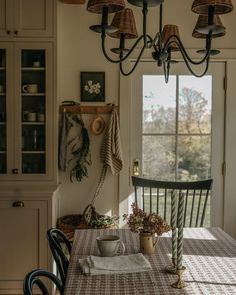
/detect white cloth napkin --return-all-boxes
[79,253,152,276]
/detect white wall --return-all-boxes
[57,1,120,217]
[57,1,236,236]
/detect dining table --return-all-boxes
[64,227,236,295]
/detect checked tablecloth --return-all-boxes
[64,227,236,295]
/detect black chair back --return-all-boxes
[132,176,213,227]
[23,269,63,295]
[47,228,72,285]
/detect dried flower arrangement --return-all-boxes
[123,203,171,236]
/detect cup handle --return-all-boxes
[153,235,159,246]
[116,241,125,255]
[22,85,28,93]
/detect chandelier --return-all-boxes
[87,0,233,82]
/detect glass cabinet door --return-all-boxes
[0,49,6,174]
[21,49,46,174]
[0,43,54,182]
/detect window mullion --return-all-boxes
[175,75,179,181]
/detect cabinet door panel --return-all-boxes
[0,0,14,37]
[0,200,47,292]
[14,0,53,37]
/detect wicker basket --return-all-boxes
[57,214,118,241]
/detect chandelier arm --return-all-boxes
[146,32,160,49]
[181,51,210,77]
[101,33,152,64]
[120,44,146,76]
[120,34,153,60]
[163,34,212,65]
[177,36,211,65]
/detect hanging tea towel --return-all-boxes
[83,109,123,224]
[100,109,123,175]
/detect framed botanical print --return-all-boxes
[80,71,105,102]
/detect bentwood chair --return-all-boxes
[23,269,63,295]
[132,176,213,227]
[47,228,72,286]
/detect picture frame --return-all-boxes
[80,71,105,102]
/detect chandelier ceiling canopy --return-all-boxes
[87,0,233,82]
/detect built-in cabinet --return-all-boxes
[0,1,57,294]
[0,42,55,181]
[0,0,54,38]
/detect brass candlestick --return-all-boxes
[172,266,186,289]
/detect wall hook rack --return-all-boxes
[60,104,118,114]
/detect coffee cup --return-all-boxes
[33,61,40,67]
[96,235,125,257]
[22,84,38,93]
[38,113,45,122]
[0,85,5,93]
[24,112,37,122]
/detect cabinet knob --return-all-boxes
[6,30,11,35]
[12,201,25,208]
[14,30,18,35]
[12,168,19,174]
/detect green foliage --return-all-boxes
[69,115,92,182]
[89,214,118,229]
[142,87,211,181]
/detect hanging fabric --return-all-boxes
[58,110,73,171]
[100,109,123,175]
[83,109,123,224]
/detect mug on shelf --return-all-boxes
[38,113,45,122]
[24,112,37,122]
[22,84,38,93]
[33,61,41,67]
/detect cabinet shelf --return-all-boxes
[0,93,6,96]
[22,151,46,154]
[0,67,6,70]
[22,67,45,71]
[21,93,45,96]
[0,122,6,125]
[60,104,118,114]
[0,151,6,154]
[22,122,45,125]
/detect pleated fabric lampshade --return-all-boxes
[109,8,138,39]
[192,14,225,38]
[161,25,180,51]
[87,0,125,13]
[192,0,233,15]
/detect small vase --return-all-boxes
[139,232,158,254]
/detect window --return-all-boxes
[142,75,212,182]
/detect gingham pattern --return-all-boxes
[64,228,236,295]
